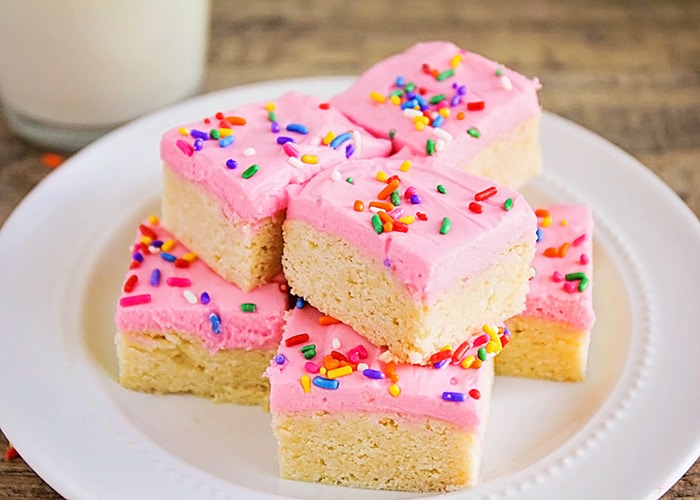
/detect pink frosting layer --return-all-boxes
[286,155,537,302]
[114,220,288,353]
[523,205,595,330]
[160,91,391,224]
[330,41,541,165]
[266,306,492,430]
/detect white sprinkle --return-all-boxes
[148,245,160,254]
[357,362,369,372]
[243,147,256,157]
[500,75,513,91]
[352,130,363,156]
[331,338,341,349]
[183,290,198,304]
[430,127,453,142]
[330,170,342,181]
[287,156,303,168]
[435,138,446,152]
[402,108,423,118]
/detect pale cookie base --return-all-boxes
[272,413,480,492]
[498,316,591,382]
[162,165,284,291]
[466,113,542,189]
[115,330,273,405]
[283,220,534,365]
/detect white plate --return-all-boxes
[1,76,699,500]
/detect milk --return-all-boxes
[0,0,210,149]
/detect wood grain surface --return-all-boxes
[0,0,698,498]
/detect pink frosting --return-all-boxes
[522,205,595,330]
[266,306,492,430]
[160,91,391,224]
[330,41,541,165]
[286,156,537,302]
[114,221,289,353]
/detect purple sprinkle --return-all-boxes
[450,94,462,107]
[200,292,211,304]
[274,353,287,365]
[434,359,449,369]
[270,121,280,133]
[132,252,144,263]
[276,136,295,145]
[193,138,204,151]
[457,85,467,95]
[226,158,238,169]
[383,258,391,268]
[150,239,163,248]
[362,369,385,380]
[442,391,467,402]
[410,193,422,204]
[190,129,209,140]
[345,143,355,158]
[406,91,416,100]
[150,268,161,286]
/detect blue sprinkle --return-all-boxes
[286,123,308,134]
[219,135,235,148]
[160,252,176,262]
[295,297,306,309]
[226,158,238,169]
[345,143,355,159]
[410,193,421,204]
[362,369,385,380]
[400,98,418,110]
[274,353,287,365]
[193,138,204,151]
[150,268,161,286]
[442,391,467,402]
[432,115,444,128]
[190,129,209,140]
[434,359,449,369]
[271,121,280,133]
[209,313,221,334]
[395,75,405,87]
[312,376,339,390]
[414,94,428,110]
[276,136,295,145]
[200,292,210,305]
[329,131,352,149]
[132,252,144,263]
[536,227,543,242]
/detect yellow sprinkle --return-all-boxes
[322,131,335,145]
[561,219,568,226]
[182,252,198,263]
[376,171,388,182]
[327,365,353,379]
[399,215,415,224]
[301,154,319,164]
[399,160,412,172]
[413,115,429,125]
[178,127,189,136]
[140,236,153,245]
[461,355,476,369]
[486,340,501,354]
[390,95,401,105]
[148,215,159,225]
[440,344,453,352]
[542,216,552,228]
[218,128,233,137]
[415,121,426,131]
[439,108,450,118]
[319,367,327,376]
[389,383,401,397]
[369,91,387,103]
[264,102,276,111]
[300,374,311,393]
[161,239,176,252]
[483,324,498,337]
[450,53,463,68]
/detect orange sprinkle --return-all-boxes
[377,178,401,200]
[41,152,65,169]
[472,358,483,369]
[353,200,365,212]
[318,315,340,326]
[383,221,394,232]
[558,242,571,257]
[369,201,394,211]
[544,247,560,258]
[535,209,551,218]
[225,116,247,125]
[456,111,466,120]
[148,215,159,225]
[323,355,340,370]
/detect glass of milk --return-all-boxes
[0,0,210,151]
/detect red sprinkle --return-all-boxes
[174,258,190,268]
[129,261,141,270]
[468,201,483,214]
[416,212,428,221]
[474,186,498,201]
[469,389,482,400]
[119,294,151,307]
[4,444,18,461]
[139,224,157,240]
[319,102,330,110]
[123,274,138,293]
[330,350,347,361]
[429,349,453,364]
[451,340,471,364]
[285,333,310,347]
[215,112,225,120]
[393,221,409,233]
[467,101,485,111]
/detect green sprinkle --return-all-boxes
[346,176,354,184]
[439,217,451,235]
[404,82,415,92]
[240,302,257,313]
[268,111,276,121]
[504,198,514,211]
[371,213,383,234]
[210,129,220,140]
[429,94,446,105]
[436,184,446,194]
[467,128,481,138]
[436,68,455,81]
[389,128,396,139]
[300,344,316,353]
[390,190,401,206]
[578,276,590,292]
[426,139,436,155]
[389,89,404,98]
[495,67,503,76]
[242,164,259,179]
[477,347,488,361]
[565,272,587,281]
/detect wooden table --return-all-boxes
[1,0,698,497]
